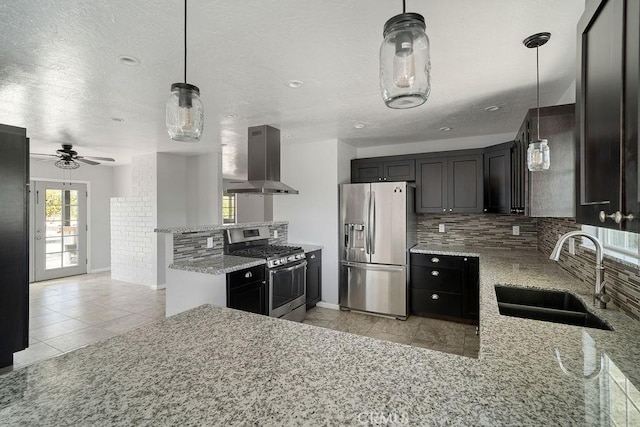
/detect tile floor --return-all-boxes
[5,272,165,372]
[2,273,477,375]
[303,307,480,358]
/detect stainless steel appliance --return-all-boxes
[339,182,416,319]
[226,227,307,322]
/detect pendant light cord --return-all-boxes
[184,0,187,84]
[536,45,540,141]
[402,0,406,13]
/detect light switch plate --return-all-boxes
[438,224,445,233]
[512,226,520,236]
[274,230,278,238]
[206,237,214,249]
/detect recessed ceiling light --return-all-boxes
[484,105,501,112]
[354,123,366,129]
[439,126,452,132]
[285,80,304,88]
[111,117,124,122]
[118,55,141,66]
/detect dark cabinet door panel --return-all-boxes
[383,160,415,182]
[410,266,463,293]
[351,160,382,183]
[448,155,483,213]
[624,0,640,233]
[484,147,511,214]
[416,158,447,213]
[305,250,322,308]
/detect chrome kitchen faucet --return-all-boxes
[550,231,610,309]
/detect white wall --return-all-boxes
[235,194,273,223]
[157,153,188,228]
[273,139,342,304]
[556,80,576,104]
[112,164,133,198]
[30,159,113,271]
[356,132,515,159]
[186,152,222,225]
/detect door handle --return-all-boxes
[370,191,376,254]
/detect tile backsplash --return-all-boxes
[537,218,640,321]
[417,213,538,249]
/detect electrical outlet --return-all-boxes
[274,230,278,238]
[512,226,520,236]
[207,237,214,249]
[438,224,445,233]
[569,238,575,255]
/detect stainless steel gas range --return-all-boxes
[225,226,307,322]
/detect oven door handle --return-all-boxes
[269,261,308,275]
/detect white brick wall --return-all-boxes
[110,154,158,287]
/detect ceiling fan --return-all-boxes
[32,144,115,169]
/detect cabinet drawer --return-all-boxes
[306,250,322,264]
[410,289,461,317]
[227,265,265,289]
[410,265,463,293]
[411,253,463,269]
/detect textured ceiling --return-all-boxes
[0,0,585,180]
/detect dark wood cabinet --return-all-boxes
[0,124,29,368]
[227,265,266,315]
[484,142,513,214]
[410,253,479,324]
[416,152,483,214]
[305,250,322,309]
[576,0,639,232]
[351,158,415,183]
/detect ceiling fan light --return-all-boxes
[55,159,80,169]
[380,13,431,109]
[166,83,203,142]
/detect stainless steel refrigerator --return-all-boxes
[339,182,416,319]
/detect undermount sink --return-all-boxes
[494,285,613,331]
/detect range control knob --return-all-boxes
[272,259,281,266]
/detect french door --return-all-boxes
[33,181,87,281]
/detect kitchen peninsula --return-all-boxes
[1,247,638,425]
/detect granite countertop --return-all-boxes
[155,220,288,234]
[169,254,265,275]
[288,242,323,253]
[1,248,639,425]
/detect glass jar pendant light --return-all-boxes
[380,0,431,109]
[166,0,203,142]
[524,32,551,171]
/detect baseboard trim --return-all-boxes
[315,301,339,310]
[90,267,111,274]
[151,284,166,290]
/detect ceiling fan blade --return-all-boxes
[77,155,115,162]
[31,153,60,158]
[76,158,100,166]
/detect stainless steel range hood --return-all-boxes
[226,125,298,195]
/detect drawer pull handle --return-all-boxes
[431,270,439,277]
[310,254,316,259]
[245,272,253,278]
[431,294,439,300]
[431,257,439,263]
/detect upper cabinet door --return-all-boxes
[623,0,640,233]
[351,159,383,183]
[383,159,415,182]
[448,155,483,213]
[484,145,512,214]
[416,157,447,214]
[576,0,625,229]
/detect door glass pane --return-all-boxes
[63,236,78,252]
[46,253,62,270]
[64,190,78,206]
[45,221,62,237]
[45,189,62,221]
[63,251,79,267]
[63,221,78,236]
[45,237,62,253]
[69,206,78,221]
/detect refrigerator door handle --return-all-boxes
[370,191,376,254]
[341,261,405,272]
[364,191,370,255]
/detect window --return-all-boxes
[222,194,236,224]
[581,225,640,266]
